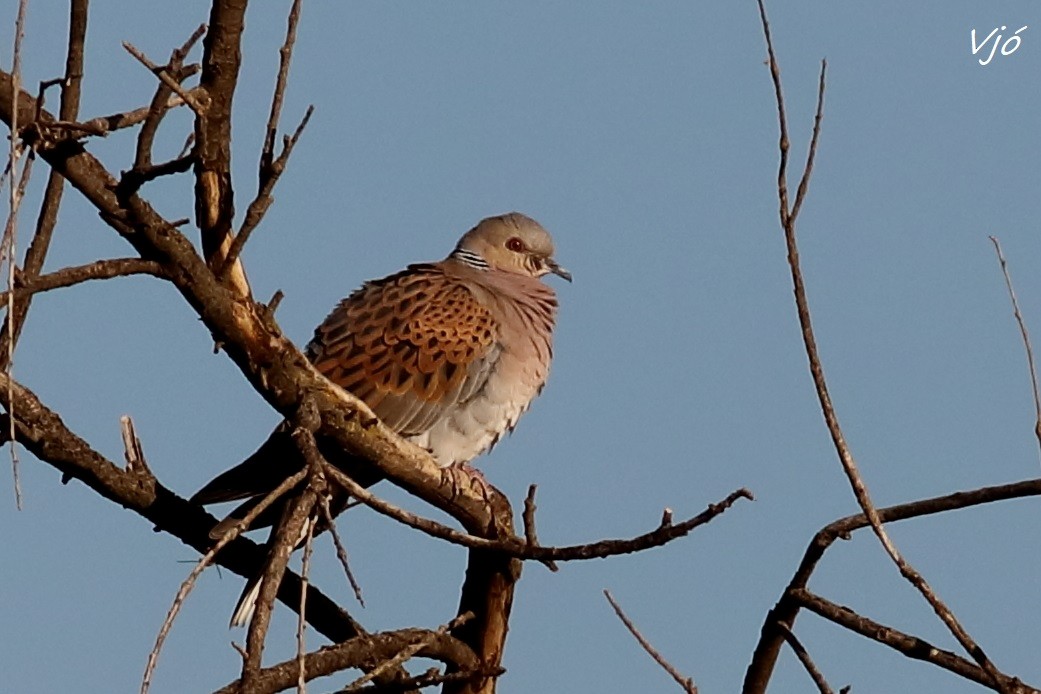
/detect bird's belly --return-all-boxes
[408,384,535,467]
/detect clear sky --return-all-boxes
[3,1,1041,692]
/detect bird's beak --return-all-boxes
[545,257,572,282]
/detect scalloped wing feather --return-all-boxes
[307,264,502,436]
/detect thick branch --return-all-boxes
[195,0,250,297]
[214,628,481,694]
[0,367,364,644]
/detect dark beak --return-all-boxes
[546,257,572,282]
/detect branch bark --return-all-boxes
[744,478,1041,692]
[195,0,250,297]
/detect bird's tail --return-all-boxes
[229,514,319,628]
[230,575,262,628]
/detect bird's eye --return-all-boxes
[506,237,526,253]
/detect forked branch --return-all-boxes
[753,0,1009,689]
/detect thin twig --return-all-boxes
[522,484,557,571]
[317,494,365,606]
[989,236,1041,459]
[604,590,697,693]
[262,0,303,175]
[220,104,313,279]
[745,477,1041,692]
[134,24,205,170]
[4,0,29,510]
[0,258,166,304]
[212,626,483,694]
[339,667,503,694]
[755,1,1008,688]
[242,484,318,689]
[793,589,1036,693]
[1,0,87,509]
[296,514,315,693]
[45,92,197,139]
[323,461,752,562]
[342,612,476,692]
[789,61,826,224]
[122,42,208,115]
[777,623,835,694]
[0,157,31,508]
[140,468,308,694]
[117,153,194,198]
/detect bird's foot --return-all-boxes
[444,463,494,503]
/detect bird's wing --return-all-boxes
[307,263,503,435]
[189,423,297,505]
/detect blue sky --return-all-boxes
[3,1,1041,692]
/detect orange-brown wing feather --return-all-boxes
[307,264,501,435]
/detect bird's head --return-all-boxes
[453,212,571,282]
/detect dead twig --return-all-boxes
[217,0,311,281]
[242,485,318,690]
[42,92,198,139]
[0,258,165,304]
[342,613,476,692]
[296,512,315,693]
[754,1,1008,689]
[134,24,206,171]
[989,236,1041,459]
[212,627,482,694]
[3,0,31,509]
[338,667,503,694]
[323,460,752,562]
[122,41,208,115]
[604,590,697,694]
[317,494,365,607]
[141,468,308,694]
[219,104,314,279]
[793,589,1035,693]
[777,623,836,694]
[262,0,303,175]
[744,477,1041,692]
[522,484,557,571]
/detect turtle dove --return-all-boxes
[191,211,569,626]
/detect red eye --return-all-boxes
[506,237,525,252]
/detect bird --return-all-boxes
[191,211,570,626]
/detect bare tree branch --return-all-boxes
[42,92,199,139]
[989,235,1041,458]
[343,613,475,692]
[219,104,313,279]
[212,627,482,694]
[0,364,366,644]
[0,258,166,303]
[133,24,206,171]
[753,1,1008,689]
[522,484,557,571]
[195,0,251,298]
[777,623,835,694]
[744,478,1041,692]
[317,493,365,607]
[142,468,308,694]
[604,590,697,694]
[793,589,1036,693]
[122,41,207,116]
